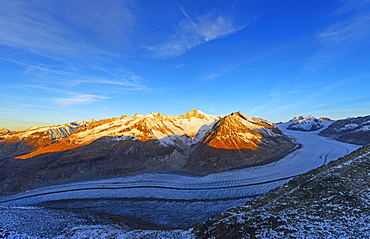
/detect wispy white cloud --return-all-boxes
[306,0,370,72]
[5,60,149,91]
[61,70,148,91]
[55,94,108,108]
[175,64,186,69]
[0,108,17,112]
[147,11,245,58]
[329,0,370,18]
[250,90,289,114]
[303,74,366,103]
[317,15,370,45]
[267,74,367,115]
[4,83,109,108]
[0,0,150,110]
[0,0,135,60]
[202,73,221,81]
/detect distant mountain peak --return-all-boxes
[319,117,332,121]
[0,128,11,139]
[181,109,212,120]
[200,111,274,150]
[290,115,305,122]
[0,128,11,134]
[251,117,272,125]
[287,115,325,131]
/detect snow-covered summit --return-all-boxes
[12,110,221,159]
[0,128,11,138]
[289,115,306,122]
[287,115,325,131]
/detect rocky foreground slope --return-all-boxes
[191,144,370,238]
[0,110,295,196]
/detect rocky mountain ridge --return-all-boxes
[0,110,295,196]
[0,121,89,161]
[320,115,370,145]
[287,115,328,131]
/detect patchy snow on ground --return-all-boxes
[55,225,194,239]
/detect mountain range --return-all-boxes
[286,115,331,131]
[0,111,369,238]
[0,110,295,196]
[0,110,370,238]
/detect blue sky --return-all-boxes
[1,0,370,130]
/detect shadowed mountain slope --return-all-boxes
[320,115,370,145]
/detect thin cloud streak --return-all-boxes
[267,75,365,115]
[317,15,370,45]
[5,84,109,108]
[0,1,135,61]
[306,0,370,73]
[1,59,149,92]
[55,94,108,108]
[0,0,150,110]
[147,12,245,58]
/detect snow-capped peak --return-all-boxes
[14,110,221,159]
[287,115,325,131]
[180,109,215,120]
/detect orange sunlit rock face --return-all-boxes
[14,110,216,159]
[15,118,128,159]
[13,110,271,159]
[15,137,91,159]
[201,112,275,150]
[1,130,55,159]
[179,109,209,121]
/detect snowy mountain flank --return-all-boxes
[287,115,330,131]
[320,115,370,145]
[0,110,295,196]
[0,128,11,140]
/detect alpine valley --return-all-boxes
[0,110,295,196]
[0,110,369,238]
